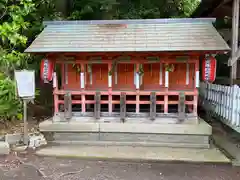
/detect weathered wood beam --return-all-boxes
[178,92,186,123]
[120,92,126,122]
[64,92,72,120]
[150,92,156,120]
[230,47,240,65]
[94,92,101,119]
[230,0,239,84]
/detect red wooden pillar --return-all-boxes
[108,62,112,115]
[135,63,140,113]
[81,63,86,113]
[194,60,199,116]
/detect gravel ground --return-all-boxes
[0,152,240,180]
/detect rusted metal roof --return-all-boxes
[25,18,230,53]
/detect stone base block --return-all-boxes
[0,142,10,155]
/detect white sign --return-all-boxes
[205,59,211,81]
[15,70,35,98]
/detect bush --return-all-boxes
[0,73,22,122]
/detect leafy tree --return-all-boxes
[68,0,201,20]
[0,0,59,122]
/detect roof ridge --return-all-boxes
[43,18,216,26]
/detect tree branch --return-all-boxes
[0,9,7,20]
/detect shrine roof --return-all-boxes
[25,18,230,53]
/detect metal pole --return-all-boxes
[23,99,28,145]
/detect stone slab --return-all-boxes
[53,132,209,144]
[99,120,212,134]
[36,145,230,163]
[12,145,28,152]
[53,132,99,141]
[99,133,209,143]
[39,118,212,135]
[51,140,210,149]
[51,132,210,148]
[0,141,10,155]
[39,120,99,132]
[5,133,22,145]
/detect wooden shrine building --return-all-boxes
[25,19,230,148]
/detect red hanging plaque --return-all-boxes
[40,59,54,83]
[202,56,217,83]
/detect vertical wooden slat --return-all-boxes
[178,91,185,122]
[64,92,72,120]
[193,90,198,117]
[87,64,93,85]
[120,92,126,122]
[81,94,86,113]
[231,86,236,125]
[95,91,101,119]
[226,86,231,121]
[150,92,156,120]
[164,89,168,114]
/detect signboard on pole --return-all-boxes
[14,70,35,145]
[15,70,35,98]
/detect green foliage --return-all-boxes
[0,0,35,47]
[68,0,200,20]
[0,0,36,122]
[177,0,201,17]
[0,73,22,121]
[0,0,59,122]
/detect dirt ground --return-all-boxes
[0,152,239,180]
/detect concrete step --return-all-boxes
[48,132,210,149]
[35,144,230,163]
[40,119,212,149]
[51,140,210,149]
[39,119,212,135]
